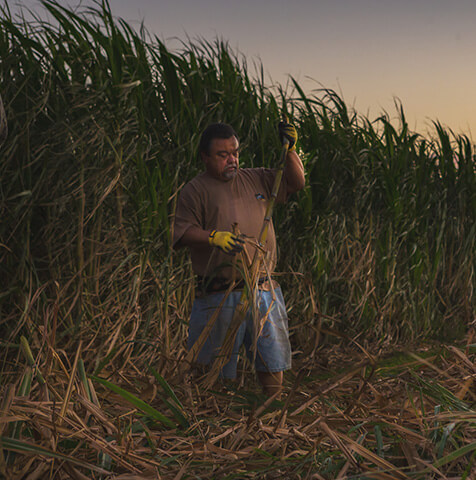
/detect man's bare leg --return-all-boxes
[256,371,283,397]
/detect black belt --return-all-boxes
[196,276,266,294]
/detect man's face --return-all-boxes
[202,136,239,181]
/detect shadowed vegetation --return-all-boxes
[0,1,474,478]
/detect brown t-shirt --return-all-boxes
[173,168,287,281]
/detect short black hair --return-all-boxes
[199,123,239,155]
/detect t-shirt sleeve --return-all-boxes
[172,182,203,249]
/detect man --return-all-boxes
[173,122,305,395]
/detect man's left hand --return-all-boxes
[278,122,297,152]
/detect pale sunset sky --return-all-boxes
[8,0,476,138]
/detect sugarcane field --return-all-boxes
[0,1,475,479]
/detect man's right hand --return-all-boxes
[208,230,245,255]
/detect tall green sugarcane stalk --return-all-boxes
[202,129,290,388]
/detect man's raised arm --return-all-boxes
[284,149,305,194]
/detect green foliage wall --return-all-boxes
[0,1,474,358]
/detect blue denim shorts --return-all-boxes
[188,286,292,379]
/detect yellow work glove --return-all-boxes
[208,230,245,255]
[278,121,298,152]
